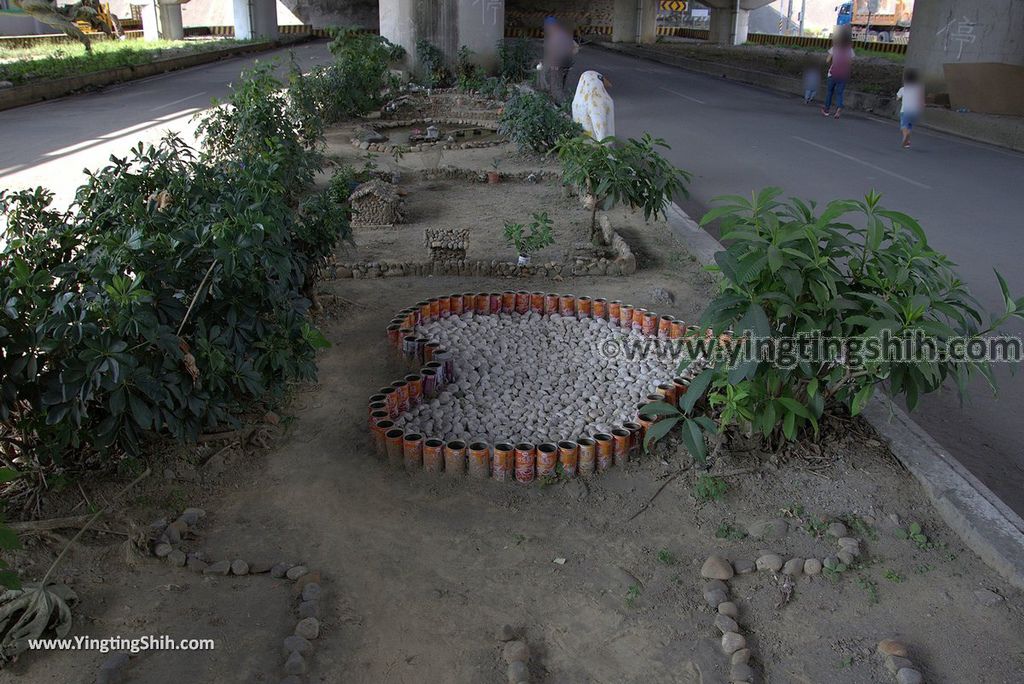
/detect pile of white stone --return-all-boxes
[394,312,679,445]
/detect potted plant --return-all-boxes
[487,158,501,184]
[504,212,554,266]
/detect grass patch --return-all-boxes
[0,38,254,86]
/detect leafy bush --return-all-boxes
[497,38,536,82]
[455,45,486,91]
[646,189,1023,458]
[196,62,320,199]
[503,212,555,256]
[555,134,691,241]
[416,40,452,88]
[478,76,511,100]
[0,134,343,482]
[289,28,402,129]
[498,91,582,154]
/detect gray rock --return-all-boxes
[717,601,738,618]
[804,558,823,575]
[837,550,855,566]
[650,287,675,304]
[755,553,784,572]
[886,655,915,674]
[827,521,848,538]
[701,555,734,580]
[731,648,751,665]
[714,614,739,634]
[730,662,754,682]
[733,559,756,575]
[302,583,322,601]
[282,635,312,656]
[250,561,274,574]
[497,624,517,641]
[721,631,746,655]
[186,557,208,573]
[286,565,308,581]
[167,549,187,567]
[782,558,804,576]
[284,651,307,675]
[204,560,231,576]
[298,600,320,619]
[295,617,320,640]
[0,81,14,90]
[230,559,249,576]
[502,640,530,664]
[748,518,788,539]
[271,563,290,578]
[507,660,530,683]
[704,589,728,608]
[896,668,924,684]
[154,543,173,558]
[974,588,1004,607]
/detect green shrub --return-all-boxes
[416,39,452,88]
[503,212,555,256]
[196,61,319,199]
[478,76,510,100]
[555,134,691,241]
[455,45,486,91]
[498,91,581,154]
[0,134,342,477]
[497,38,536,82]
[645,189,1023,459]
[289,28,402,129]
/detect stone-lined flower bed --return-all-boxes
[367,292,710,484]
[350,117,502,154]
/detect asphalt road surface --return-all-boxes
[2,40,1023,514]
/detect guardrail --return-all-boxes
[746,32,907,54]
[0,29,143,49]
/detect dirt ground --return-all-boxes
[8,198,1024,683]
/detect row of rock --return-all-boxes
[497,625,532,683]
[373,116,497,130]
[334,251,637,280]
[701,532,865,582]
[147,508,324,684]
[700,576,756,684]
[350,137,502,154]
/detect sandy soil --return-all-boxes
[8,206,1024,684]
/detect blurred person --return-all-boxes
[822,27,854,118]
[896,68,925,149]
[543,17,577,103]
[802,55,822,104]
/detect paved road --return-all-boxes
[0,40,334,208]
[576,46,1024,515]
[2,40,1023,514]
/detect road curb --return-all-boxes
[0,35,313,112]
[665,200,1024,591]
[594,41,1024,154]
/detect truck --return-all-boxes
[836,0,913,42]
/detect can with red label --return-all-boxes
[492,443,514,481]
[444,440,467,476]
[612,428,631,467]
[559,294,576,317]
[619,304,634,329]
[530,292,545,314]
[558,441,579,478]
[536,442,558,478]
[514,443,536,483]
[577,296,592,319]
[577,437,596,476]
[592,298,608,321]
[423,438,444,473]
[502,291,516,313]
[594,432,614,472]
[515,291,530,314]
[545,293,560,315]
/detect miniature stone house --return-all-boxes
[424,228,469,261]
[350,179,403,228]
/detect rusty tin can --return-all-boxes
[670,319,685,339]
[611,428,631,467]
[622,421,643,453]
[576,296,592,319]
[405,374,423,408]
[592,298,608,321]
[490,293,502,314]
[421,368,437,398]
[619,304,634,329]
[468,442,491,479]
[450,293,464,317]
[515,291,530,314]
[642,311,658,336]
[536,442,558,479]
[559,294,576,317]
[530,292,545,314]
[385,428,405,468]
[492,442,515,482]
[403,433,424,472]
[429,298,440,320]
[577,437,597,476]
[419,301,431,324]
[423,438,445,474]
[658,315,673,339]
[387,324,402,348]
[371,419,394,459]
[392,381,409,413]
[594,433,614,472]
[502,291,516,313]
[545,293,560,315]
[444,440,467,476]
[633,308,647,332]
[383,388,399,418]
[475,293,489,315]
[439,297,451,319]
[557,441,579,478]
[608,300,622,326]
[514,442,536,484]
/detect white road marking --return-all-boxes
[658,86,706,105]
[792,135,933,190]
[150,92,208,111]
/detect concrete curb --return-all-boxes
[0,35,312,112]
[665,200,1024,591]
[595,41,1024,154]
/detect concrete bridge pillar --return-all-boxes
[379,0,505,72]
[233,0,279,41]
[611,0,658,44]
[141,0,183,41]
[702,0,774,46]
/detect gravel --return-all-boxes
[396,313,680,444]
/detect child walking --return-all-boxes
[896,68,925,148]
[802,56,821,104]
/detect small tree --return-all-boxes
[498,92,581,154]
[555,134,691,244]
[504,212,555,265]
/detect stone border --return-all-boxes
[350,117,502,154]
[335,214,635,279]
[0,36,311,112]
[121,507,327,684]
[368,292,708,484]
[665,201,1024,591]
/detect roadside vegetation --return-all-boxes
[0,38,251,86]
